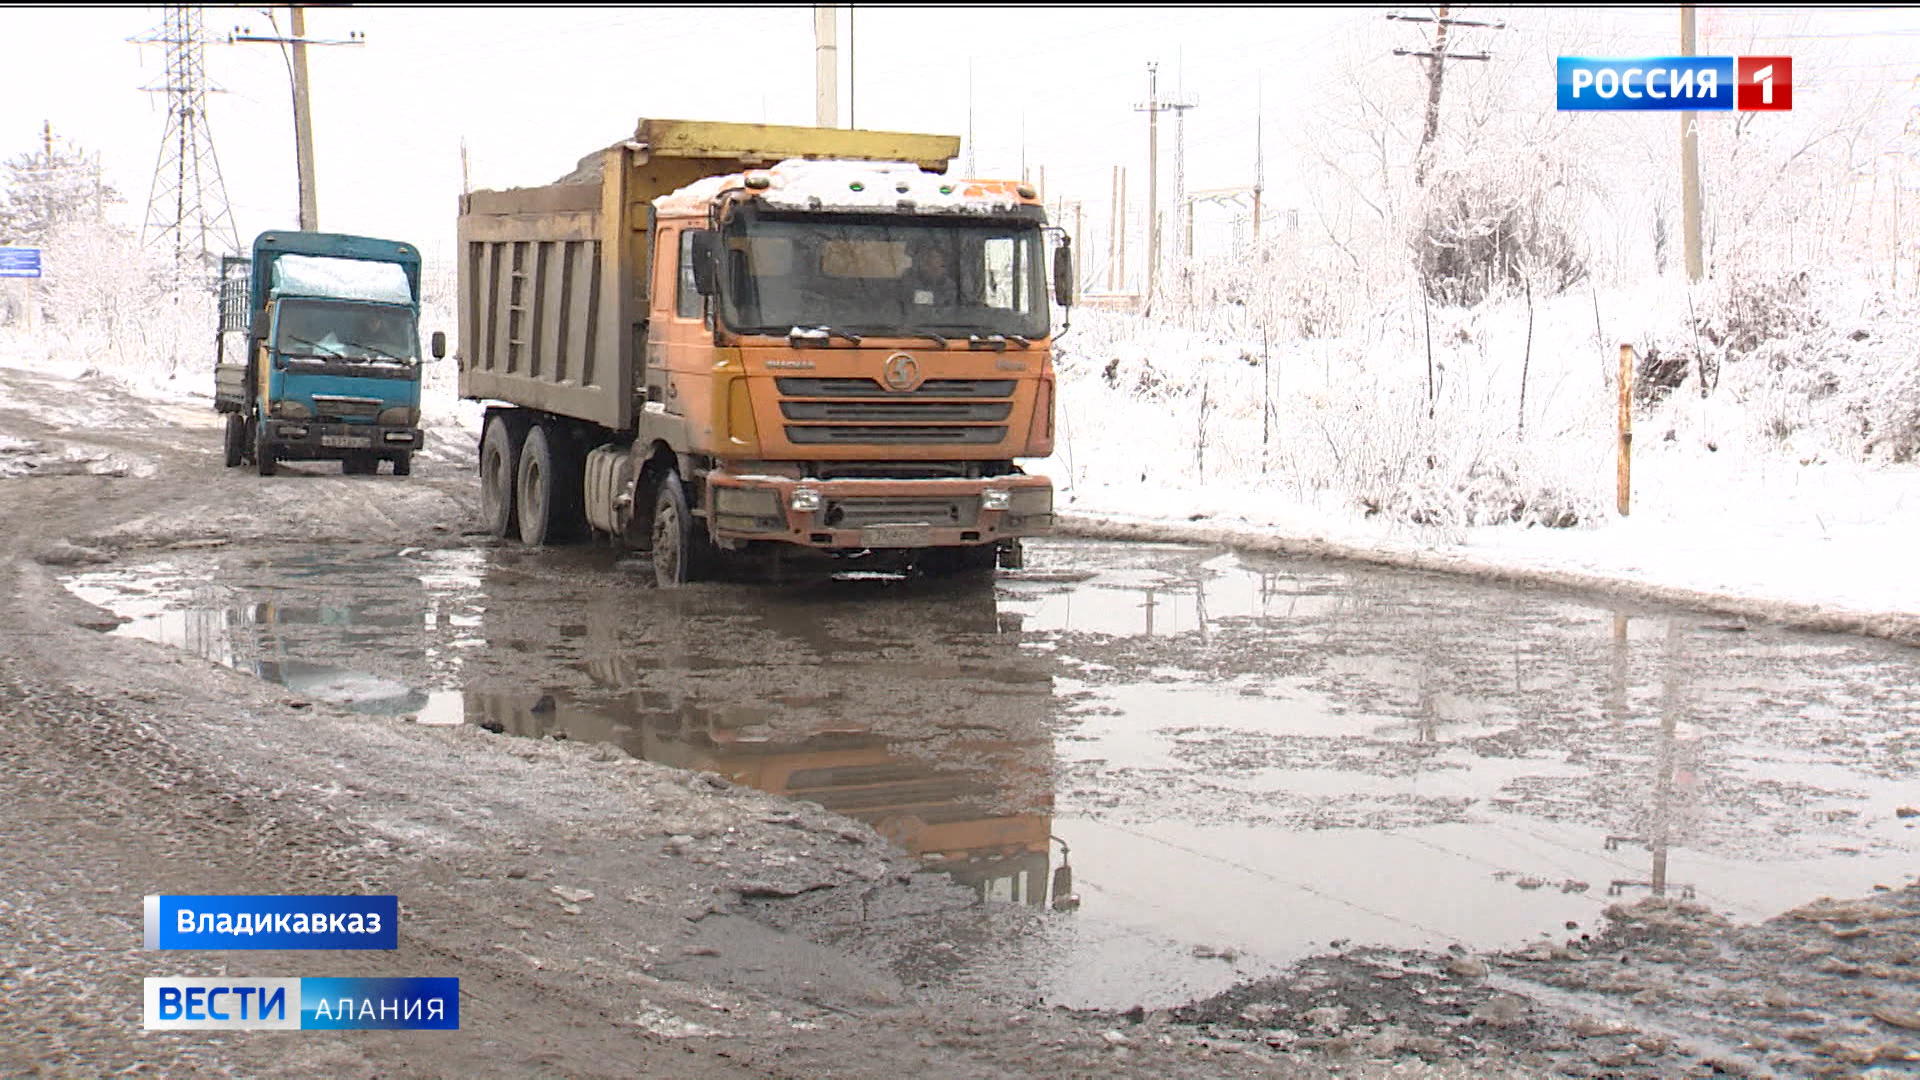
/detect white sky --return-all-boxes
[6,5,1920,266]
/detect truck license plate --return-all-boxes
[860,524,931,548]
[321,435,372,449]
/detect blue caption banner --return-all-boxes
[144,894,399,950]
[0,247,40,279]
[144,977,458,1030]
[1557,56,1734,111]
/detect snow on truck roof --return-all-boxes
[650,159,1041,218]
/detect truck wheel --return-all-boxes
[479,415,521,539]
[254,422,277,477]
[517,425,555,545]
[516,422,582,546]
[392,451,411,477]
[649,468,710,587]
[223,413,245,468]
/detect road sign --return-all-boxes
[0,247,42,279]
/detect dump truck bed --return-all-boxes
[456,118,961,431]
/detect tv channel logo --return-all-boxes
[1558,56,1792,112]
[144,977,459,1030]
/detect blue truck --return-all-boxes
[215,231,443,476]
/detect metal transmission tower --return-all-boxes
[136,4,241,274]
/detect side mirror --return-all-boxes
[689,230,721,296]
[430,331,447,360]
[1052,239,1074,307]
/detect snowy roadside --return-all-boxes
[1052,458,1920,645]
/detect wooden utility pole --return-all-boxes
[1617,344,1634,516]
[228,8,362,232]
[289,6,316,229]
[1680,5,1704,281]
[1389,9,1500,188]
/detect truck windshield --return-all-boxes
[717,218,1048,340]
[274,300,418,362]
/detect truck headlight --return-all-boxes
[981,490,1012,511]
[271,400,311,420]
[715,487,780,517]
[377,406,418,426]
[790,489,823,513]
[1009,487,1052,515]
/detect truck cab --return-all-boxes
[217,231,441,476]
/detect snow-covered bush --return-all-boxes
[1414,162,1588,308]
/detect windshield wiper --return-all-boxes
[860,327,949,348]
[278,334,334,358]
[788,325,863,347]
[965,333,1033,351]
[344,341,411,363]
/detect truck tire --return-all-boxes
[223,413,245,468]
[479,415,521,539]
[391,451,411,477]
[649,467,710,587]
[516,422,583,546]
[254,422,277,477]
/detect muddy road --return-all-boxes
[4,363,1919,1079]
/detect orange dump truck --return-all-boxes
[457,118,1070,586]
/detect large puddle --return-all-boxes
[65,539,1920,1010]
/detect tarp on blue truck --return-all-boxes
[270,254,412,304]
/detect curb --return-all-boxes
[1053,511,1920,648]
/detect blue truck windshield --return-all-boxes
[717,218,1048,340]
[275,300,418,362]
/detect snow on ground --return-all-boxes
[1042,276,1920,630]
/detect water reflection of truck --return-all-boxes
[456,118,1070,586]
[462,575,1064,904]
[216,231,445,477]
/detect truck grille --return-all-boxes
[310,395,383,420]
[777,377,1017,447]
[780,401,1011,422]
[824,496,981,529]
[787,426,1006,445]
[776,378,1014,399]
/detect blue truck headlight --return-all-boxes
[271,400,312,420]
[377,406,418,426]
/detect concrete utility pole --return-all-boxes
[229,6,363,232]
[1389,8,1500,188]
[813,5,838,128]
[1134,63,1192,306]
[1680,5,1704,281]
[1253,75,1264,243]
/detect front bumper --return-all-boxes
[705,472,1054,549]
[265,421,425,460]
